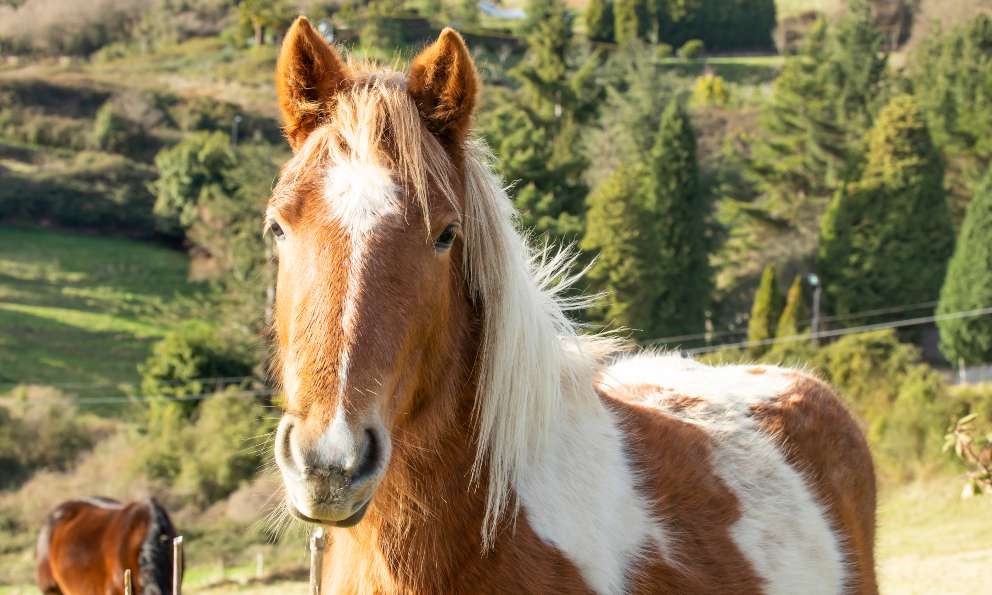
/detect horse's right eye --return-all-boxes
[269,220,286,241]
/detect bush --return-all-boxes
[150,131,235,236]
[815,330,953,476]
[0,0,150,55]
[0,388,104,488]
[691,72,728,106]
[139,322,254,416]
[135,388,274,506]
[678,39,705,59]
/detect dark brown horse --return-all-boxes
[36,497,178,595]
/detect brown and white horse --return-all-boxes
[36,497,178,595]
[268,18,877,594]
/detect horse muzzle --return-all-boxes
[275,415,389,526]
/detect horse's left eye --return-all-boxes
[434,224,459,252]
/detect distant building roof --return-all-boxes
[479,1,526,20]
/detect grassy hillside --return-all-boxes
[0,225,194,394]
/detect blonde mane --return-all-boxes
[274,65,615,546]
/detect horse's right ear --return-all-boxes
[276,16,351,151]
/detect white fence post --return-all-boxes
[309,527,327,595]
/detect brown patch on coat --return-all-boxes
[750,376,879,594]
[746,367,767,375]
[601,392,767,594]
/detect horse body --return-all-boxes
[268,18,877,594]
[36,498,177,595]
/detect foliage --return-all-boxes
[585,0,614,43]
[938,169,992,364]
[582,166,652,335]
[717,7,887,292]
[775,275,808,340]
[0,0,150,55]
[480,0,600,244]
[89,102,141,152]
[815,330,952,475]
[651,0,776,52]
[0,389,100,488]
[910,14,992,218]
[238,0,294,46]
[818,95,954,324]
[746,264,783,355]
[677,39,704,59]
[612,0,640,46]
[944,413,992,498]
[174,389,275,505]
[690,71,727,106]
[136,389,274,506]
[150,131,235,236]
[138,321,254,416]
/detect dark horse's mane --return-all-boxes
[138,498,178,595]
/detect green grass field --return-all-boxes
[0,225,194,394]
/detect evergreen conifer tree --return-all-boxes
[585,0,614,43]
[747,264,784,355]
[481,0,600,244]
[818,95,954,324]
[776,275,808,339]
[938,169,992,364]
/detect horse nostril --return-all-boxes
[353,428,379,481]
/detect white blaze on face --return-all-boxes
[323,158,400,405]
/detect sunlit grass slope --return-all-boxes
[0,225,193,393]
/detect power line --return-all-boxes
[0,375,260,390]
[684,305,992,356]
[0,387,277,408]
[645,299,941,346]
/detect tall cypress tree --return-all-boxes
[481,0,600,244]
[938,169,992,364]
[748,264,784,355]
[613,0,640,46]
[582,166,653,335]
[642,99,709,338]
[776,275,808,339]
[819,95,954,324]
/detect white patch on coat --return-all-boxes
[599,354,848,595]
[324,159,400,401]
[515,390,673,595]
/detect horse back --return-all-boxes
[43,498,152,595]
[598,355,877,595]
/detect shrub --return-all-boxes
[176,388,275,505]
[150,131,235,236]
[0,388,103,488]
[678,39,705,59]
[90,102,134,152]
[139,322,254,416]
[691,72,728,106]
[135,388,273,506]
[815,330,953,476]
[0,0,151,55]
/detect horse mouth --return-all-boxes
[287,498,371,528]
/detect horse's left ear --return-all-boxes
[408,28,479,146]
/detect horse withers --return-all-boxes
[268,18,877,594]
[36,497,178,595]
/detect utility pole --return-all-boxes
[808,273,822,345]
[232,115,243,146]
